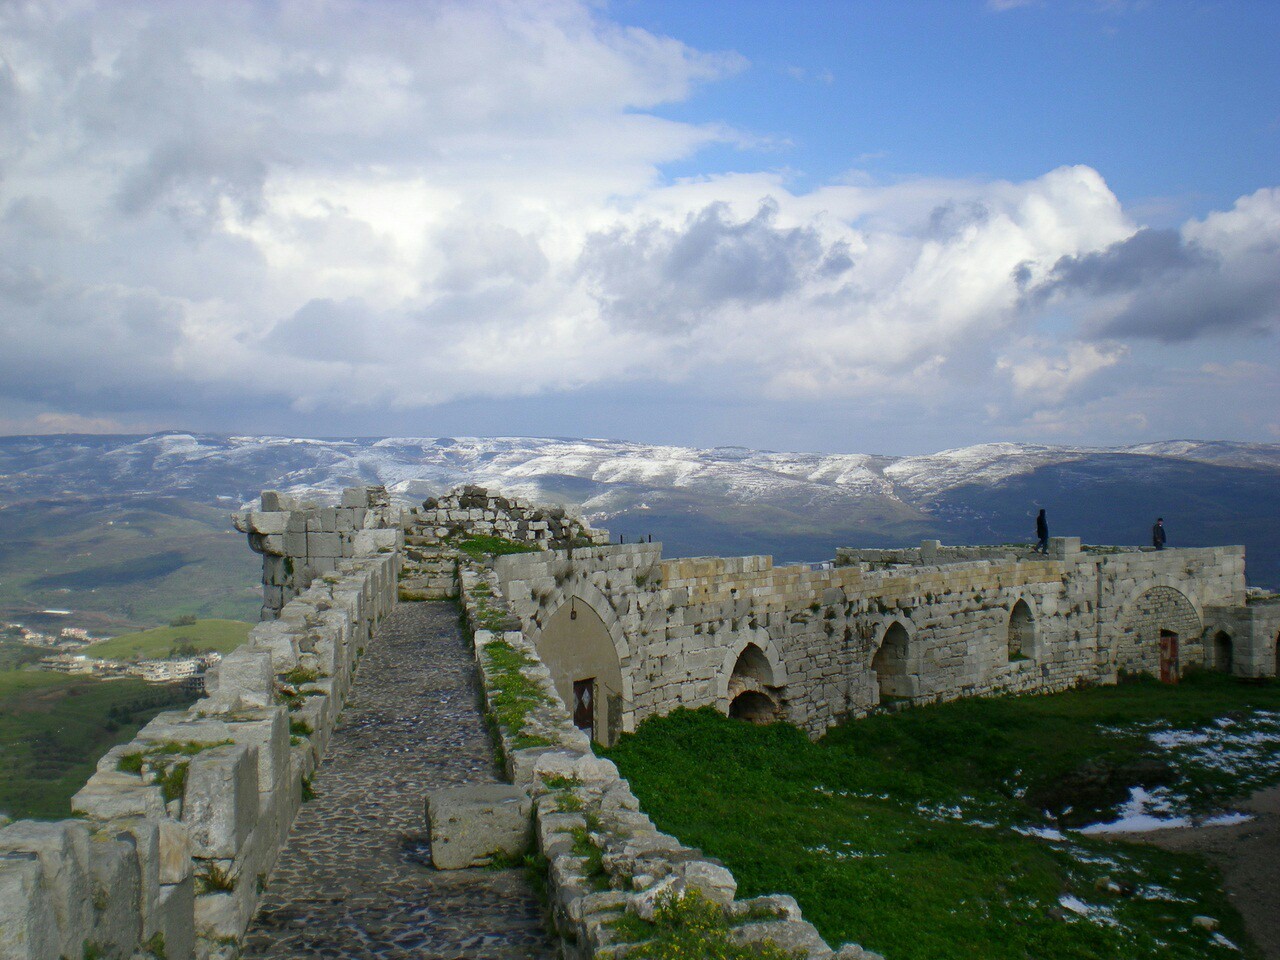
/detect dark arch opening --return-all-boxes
[1213,630,1233,674]
[872,621,912,701]
[731,644,774,686]
[729,690,778,724]
[1008,599,1035,661]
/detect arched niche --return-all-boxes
[871,619,915,701]
[1007,598,1036,661]
[535,593,628,745]
[717,632,788,722]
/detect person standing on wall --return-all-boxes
[1152,517,1167,550]
[1035,508,1049,554]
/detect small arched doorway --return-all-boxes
[536,596,624,745]
[1008,600,1035,661]
[1212,631,1234,674]
[872,621,913,701]
[726,643,783,723]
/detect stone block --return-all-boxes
[0,820,92,959]
[86,828,141,956]
[246,621,300,673]
[206,647,274,708]
[425,784,532,870]
[353,528,399,556]
[248,512,288,536]
[72,776,167,821]
[183,744,259,858]
[225,708,290,794]
[156,877,195,960]
[0,853,57,960]
[307,531,342,557]
[158,819,193,885]
[729,919,831,957]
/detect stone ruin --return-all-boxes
[5,483,1279,960]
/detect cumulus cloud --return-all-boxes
[0,0,1275,445]
[579,199,851,332]
[1027,189,1280,341]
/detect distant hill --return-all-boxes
[1,433,1277,594]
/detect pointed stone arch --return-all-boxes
[1007,596,1037,661]
[716,629,788,722]
[532,583,634,744]
[871,617,918,702]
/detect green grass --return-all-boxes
[86,619,252,661]
[605,674,1280,960]
[0,669,192,819]
[452,534,541,559]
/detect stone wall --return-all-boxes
[455,563,880,959]
[0,549,397,960]
[1205,597,1280,678]
[415,485,609,549]
[233,486,403,619]
[493,538,1248,739]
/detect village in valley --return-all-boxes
[3,616,222,689]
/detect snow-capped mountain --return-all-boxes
[2,433,1278,586]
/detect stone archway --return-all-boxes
[719,633,787,722]
[1113,584,1202,678]
[1007,598,1036,661]
[535,593,628,745]
[872,620,915,701]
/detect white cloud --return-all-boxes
[0,0,1275,445]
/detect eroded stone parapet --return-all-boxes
[183,743,259,859]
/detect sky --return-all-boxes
[1,0,1277,455]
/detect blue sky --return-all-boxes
[0,0,1277,454]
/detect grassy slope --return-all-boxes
[605,674,1280,960]
[86,619,252,661]
[0,496,261,630]
[0,669,192,819]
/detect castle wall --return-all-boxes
[0,552,398,960]
[496,538,1247,739]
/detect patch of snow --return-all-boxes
[1200,811,1253,827]
[1013,825,1067,841]
[1077,786,1190,834]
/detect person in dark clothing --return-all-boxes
[1152,517,1166,550]
[1035,508,1049,554]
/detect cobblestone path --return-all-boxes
[241,602,557,960]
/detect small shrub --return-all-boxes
[196,861,236,894]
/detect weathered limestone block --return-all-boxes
[72,776,167,821]
[0,853,57,960]
[225,708,289,793]
[424,784,532,869]
[158,818,193,885]
[730,918,832,957]
[155,877,196,960]
[86,827,141,956]
[246,620,301,672]
[183,744,259,858]
[0,820,92,959]
[206,647,274,709]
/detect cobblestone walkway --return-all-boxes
[241,602,557,960]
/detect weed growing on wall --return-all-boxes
[608,890,805,959]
